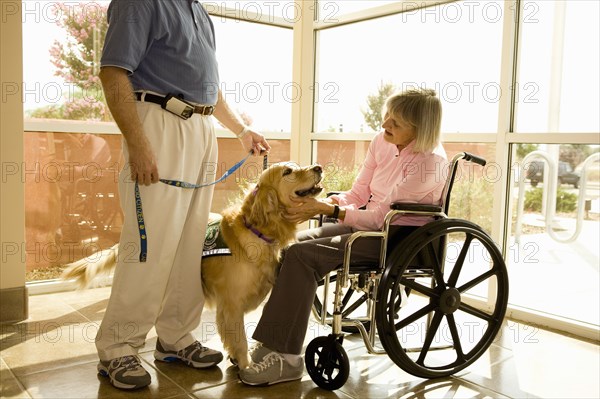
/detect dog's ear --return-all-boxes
[250,186,280,227]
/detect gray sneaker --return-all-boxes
[97,355,151,390]
[154,340,223,368]
[229,342,272,366]
[229,342,272,367]
[250,342,272,363]
[239,350,304,386]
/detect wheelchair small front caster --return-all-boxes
[305,335,349,390]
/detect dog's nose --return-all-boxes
[312,165,323,174]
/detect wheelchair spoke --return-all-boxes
[424,241,445,287]
[342,294,368,318]
[401,278,438,298]
[417,310,443,366]
[447,234,474,287]
[446,314,465,361]
[341,288,356,308]
[458,301,493,322]
[396,302,436,329]
[457,268,497,293]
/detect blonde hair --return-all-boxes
[385,88,442,153]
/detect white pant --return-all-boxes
[96,102,217,361]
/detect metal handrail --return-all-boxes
[515,151,599,244]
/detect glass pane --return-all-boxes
[316,1,504,133]
[317,0,398,19]
[24,132,123,281]
[206,0,296,21]
[509,144,600,326]
[516,0,600,132]
[23,1,110,121]
[213,19,293,133]
[313,140,496,234]
[212,137,291,214]
[23,133,290,282]
[445,143,497,235]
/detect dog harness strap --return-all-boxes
[135,152,254,262]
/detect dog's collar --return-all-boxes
[243,215,275,244]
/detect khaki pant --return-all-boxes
[96,102,217,361]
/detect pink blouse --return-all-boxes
[330,132,448,231]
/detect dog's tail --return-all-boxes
[61,244,119,289]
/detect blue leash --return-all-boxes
[135,152,256,262]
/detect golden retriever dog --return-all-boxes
[62,162,323,369]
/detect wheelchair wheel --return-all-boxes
[376,219,509,379]
[305,335,349,390]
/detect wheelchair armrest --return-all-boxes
[390,202,443,214]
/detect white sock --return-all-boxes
[281,352,302,365]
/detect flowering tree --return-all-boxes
[32,2,110,121]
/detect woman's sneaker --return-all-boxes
[97,355,151,390]
[230,342,271,367]
[154,340,223,368]
[239,350,303,386]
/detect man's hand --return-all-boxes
[127,137,159,186]
[99,66,159,185]
[241,129,271,156]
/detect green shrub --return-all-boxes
[321,165,360,194]
[524,187,577,213]
[448,177,494,234]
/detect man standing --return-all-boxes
[95,0,270,390]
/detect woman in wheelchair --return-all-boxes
[239,88,448,386]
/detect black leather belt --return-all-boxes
[135,92,215,116]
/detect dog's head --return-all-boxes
[248,162,323,226]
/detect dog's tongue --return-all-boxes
[296,184,323,197]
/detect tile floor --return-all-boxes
[1,287,599,399]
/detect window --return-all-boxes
[22,1,109,121]
[21,2,294,283]
[318,0,399,19]
[315,1,504,134]
[516,0,600,133]
[212,18,293,133]
[508,144,600,326]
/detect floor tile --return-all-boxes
[16,359,187,399]
[1,357,32,399]
[458,326,600,398]
[140,351,233,393]
[1,298,89,344]
[191,376,352,399]
[1,323,100,376]
[2,286,599,399]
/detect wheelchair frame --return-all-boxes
[306,152,509,390]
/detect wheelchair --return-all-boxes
[306,152,509,390]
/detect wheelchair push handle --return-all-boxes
[462,152,486,166]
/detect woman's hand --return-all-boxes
[285,196,334,223]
